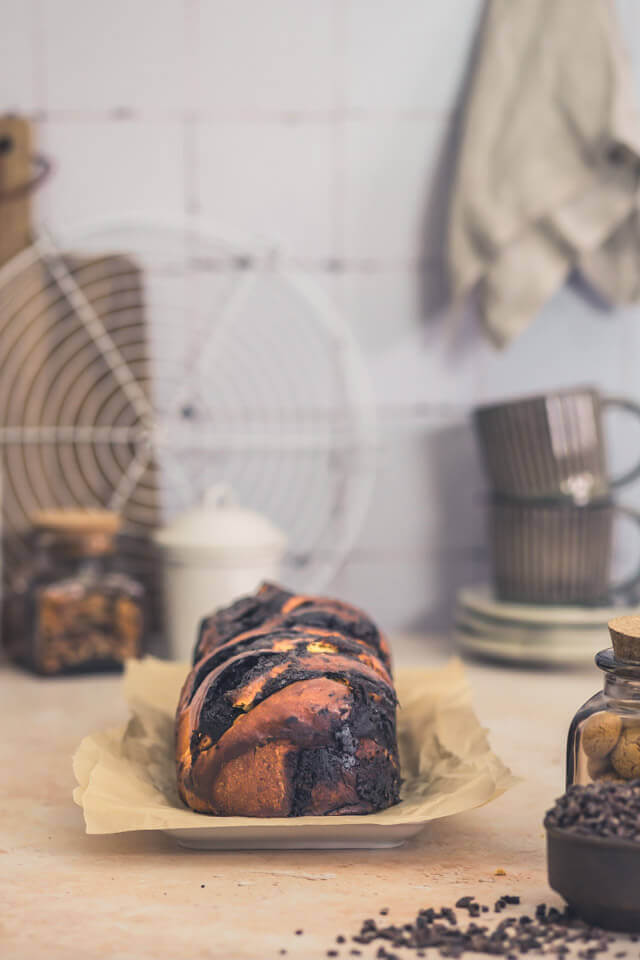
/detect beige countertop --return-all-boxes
[0,637,623,960]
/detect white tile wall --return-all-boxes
[344,0,484,115]
[41,0,188,114]
[475,284,633,404]
[196,120,333,258]
[341,116,452,263]
[335,547,483,634]
[196,0,336,116]
[351,427,486,557]
[37,121,186,225]
[1,0,37,113]
[4,0,640,632]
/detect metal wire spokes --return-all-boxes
[0,217,376,594]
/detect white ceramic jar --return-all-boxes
[154,486,287,660]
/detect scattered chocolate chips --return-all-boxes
[347,898,625,958]
[336,935,346,943]
[295,930,303,936]
[545,780,640,841]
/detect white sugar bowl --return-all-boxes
[154,485,287,661]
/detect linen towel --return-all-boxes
[447,0,640,347]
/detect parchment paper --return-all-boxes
[73,656,518,834]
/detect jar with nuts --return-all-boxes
[5,510,145,675]
[567,615,640,786]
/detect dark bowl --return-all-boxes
[547,826,640,932]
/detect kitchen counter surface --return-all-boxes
[0,637,625,960]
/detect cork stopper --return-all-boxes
[31,509,121,535]
[608,615,640,662]
[31,509,121,555]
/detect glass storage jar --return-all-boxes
[5,509,145,675]
[567,616,640,786]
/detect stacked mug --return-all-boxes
[473,387,640,606]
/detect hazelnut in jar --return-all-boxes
[567,616,640,786]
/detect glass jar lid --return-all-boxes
[595,647,640,676]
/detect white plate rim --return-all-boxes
[458,586,640,626]
[455,626,596,665]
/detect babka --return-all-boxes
[175,583,400,817]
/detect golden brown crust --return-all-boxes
[179,678,353,815]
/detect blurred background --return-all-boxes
[4,0,640,637]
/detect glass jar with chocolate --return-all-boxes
[5,510,144,675]
[567,616,640,786]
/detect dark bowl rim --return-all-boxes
[546,823,640,853]
[490,492,613,509]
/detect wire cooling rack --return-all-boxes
[0,216,376,597]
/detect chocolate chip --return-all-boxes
[456,897,476,909]
[545,780,640,842]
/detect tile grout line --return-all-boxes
[183,0,199,216]
[30,0,50,221]
[30,0,46,113]
[329,0,348,264]
[28,108,460,124]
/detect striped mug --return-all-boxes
[474,387,640,503]
[489,496,640,605]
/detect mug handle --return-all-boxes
[610,504,640,598]
[603,396,640,488]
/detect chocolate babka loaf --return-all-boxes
[175,584,400,817]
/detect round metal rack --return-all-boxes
[0,216,376,598]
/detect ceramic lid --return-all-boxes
[154,485,287,560]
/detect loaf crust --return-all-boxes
[176,584,401,817]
